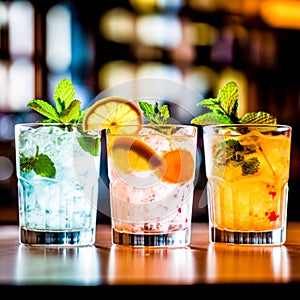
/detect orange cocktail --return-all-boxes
[203,124,292,245]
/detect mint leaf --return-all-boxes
[191,112,232,125]
[191,81,240,125]
[24,79,101,180]
[241,157,260,175]
[27,78,81,124]
[139,101,174,134]
[58,99,81,123]
[54,78,75,113]
[19,146,56,178]
[218,81,239,120]
[77,135,100,156]
[20,154,36,173]
[33,153,56,178]
[240,111,277,124]
[214,139,260,176]
[192,81,279,177]
[139,101,170,124]
[27,99,59,122]
[191,81,276,126]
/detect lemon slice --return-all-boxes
[82,96,143,133]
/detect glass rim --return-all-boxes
[202,123,291,127]
[203,123,291,130]
[202,123,292,136]
[14,123,101,135]
[105,123,198,136]
[15,122,84,127]
[111,123,197,127]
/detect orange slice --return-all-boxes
[110,136,195,184]
[110,137,162,173]
[156,148,195,184]
[82,96,143,133]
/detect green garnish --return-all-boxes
[21,79,100,179]
[138,101,174,134]
[191,81,276,126]
[214,139,260,176]
[139,101,170,124]
[192,81,277,176]
[27,78,82,123]
[20,146,56,178]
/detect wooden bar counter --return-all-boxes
[1,222,300,291]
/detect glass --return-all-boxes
[203,124,292,245]
[15,123,101,246]
[106,124,198,247]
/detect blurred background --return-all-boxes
[1,0,300,224]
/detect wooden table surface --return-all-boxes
[1,222,300,291]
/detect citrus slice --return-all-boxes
[82,96,143,133]
[110,137,162,173]
[156,148,195,184]
[110,136,195,184]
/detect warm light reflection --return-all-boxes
[191,22,217,46]
[188,0,260,15]
[130,0,157,12]
[100,8,134,43]
[136,62,182,82]
[130,0,183,12]
[260,0,300,30]
[188,0,217,12]
[98,60,135,91]
[107,245,197,284]
[219,0,260,15]
[206,244,290,283]
[185,65,218,97]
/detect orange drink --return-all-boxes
[203,124,292,245]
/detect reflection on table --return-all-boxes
[0,223,300,288]
[14,246,101,285]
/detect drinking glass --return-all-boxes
[15,123,101,246]
[203,124,292,245]
[106,124,198,247]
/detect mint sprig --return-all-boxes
[138,101,174,134]
[215,139,260,176]
[20,146,56,178]
[139,101,170,124]
[191,81,277,176]
[21,79,100,179]
[191,81,276,125]
[27,78,81,123]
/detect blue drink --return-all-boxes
[15,123,101,246]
